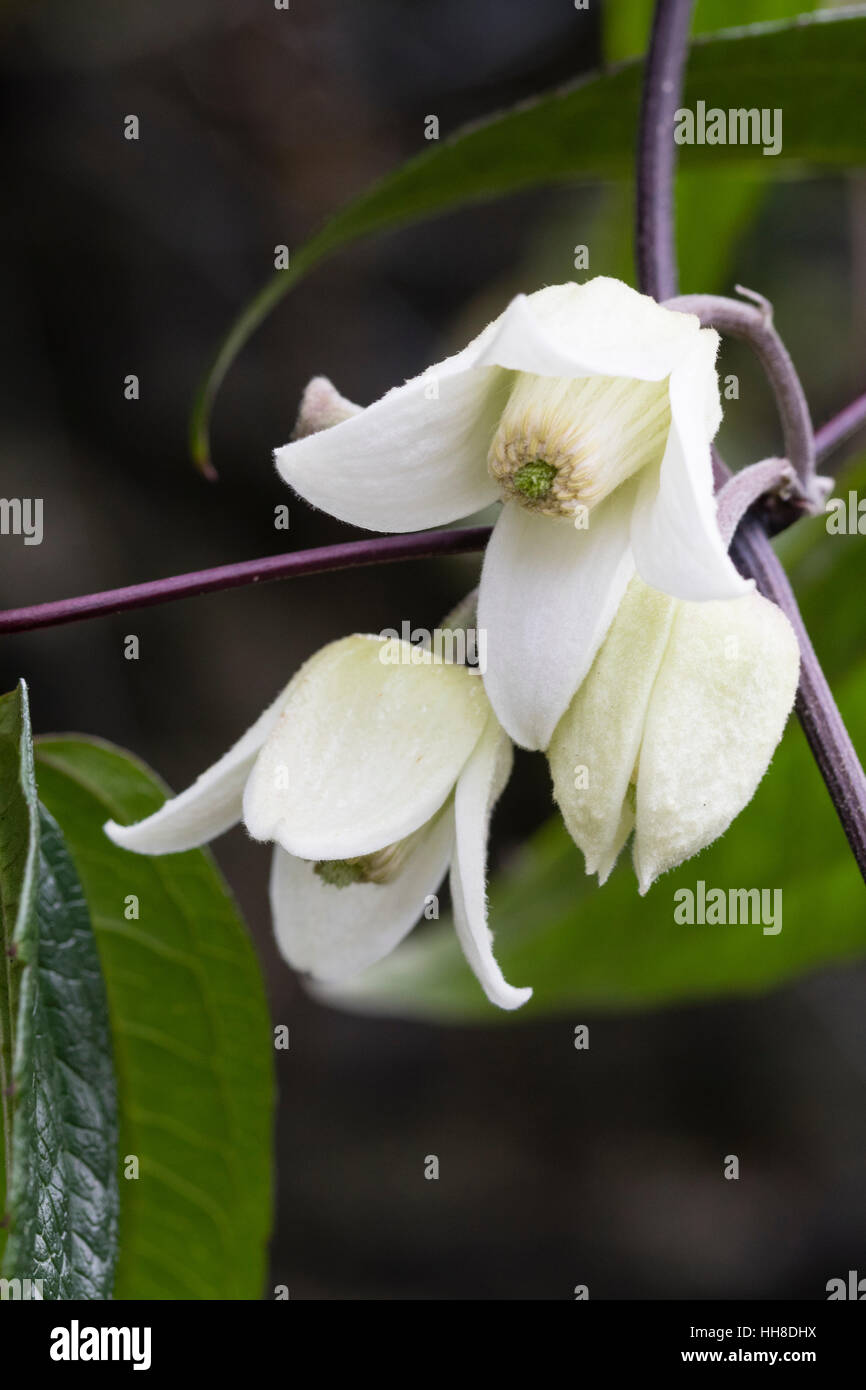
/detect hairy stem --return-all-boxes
[715,458,797,548]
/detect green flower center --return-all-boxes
[513,459,557,501]
[314,858,368,888]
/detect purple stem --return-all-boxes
[664,292,817,493]
[636,0,694,301]
[0,529,492,635]
[731,515,866,870]
[815,390,866,464]
[715,458,797,548]
[637,0,866,881]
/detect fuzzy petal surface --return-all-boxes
[633,591,800,892]
[243,635,490,859]
[549,577,677,883]
[268,808,454,981]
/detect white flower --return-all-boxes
[104,635,531,1011]
[274,277,748,752]
[548,576,800,892]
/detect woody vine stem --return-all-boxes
[0,0,865,877]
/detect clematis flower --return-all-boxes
[548,576,800,892]
[104,635,531,1011]
[274,277,749,751]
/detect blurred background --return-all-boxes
[1,0,865,1298]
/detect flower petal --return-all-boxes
[269,809,454,981]
[292,376,362,439]
[630,334,750,601]
[633,591,800,893]
[274,352,506,531]
[243,635,490,860]
[477,488,636,751]
[450,717,532,1010]
[549,577,677,883]
[104,683,292,854]
[476,277,704,381]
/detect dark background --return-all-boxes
[1,0,865,1298]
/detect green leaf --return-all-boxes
[0,683,118,1298]
[34,736,274,1301]
[191,5,866,470]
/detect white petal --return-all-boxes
[548,577,677,882]
[104,682,292,854]
[477,489,636,751]
[633,591,800,892]
[268,809,454,981]
[274,352,505,531]
[630,335,749,601]
[243,635,490,860]
[477,278,704,381]
[450,717,532,1010]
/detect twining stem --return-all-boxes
[715,458,797,548]
[0,530,492,634]
[664,292,818,496]
[638,0,866,882]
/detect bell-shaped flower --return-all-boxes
[548,576,800,892]
[104,635,531,1011]
[274,277,748,752]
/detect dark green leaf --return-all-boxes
[192,6,866,469]
[0,684,118,1299]
[34,736,274,1300]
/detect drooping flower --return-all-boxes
[104,635,531,1011]
[548,576,800,892]
[274,277,749,751]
